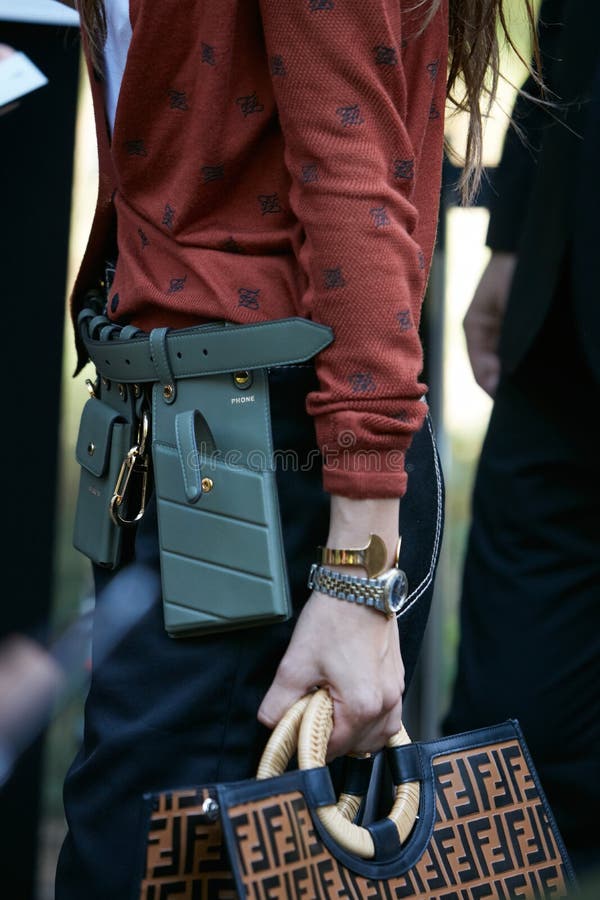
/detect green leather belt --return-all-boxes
[78,303,333,384]
[74,293,334,637]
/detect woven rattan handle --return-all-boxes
[256,693,312,781]
[297,689,420,859]
[256,692,364,823]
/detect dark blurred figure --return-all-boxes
[0,5,79,897]
[444,0,600,883]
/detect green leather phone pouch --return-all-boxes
[151,369,291,637]
[73,398,132,569]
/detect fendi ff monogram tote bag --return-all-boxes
[138,690,576,899]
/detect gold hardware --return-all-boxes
[109,411,150,527]
[201,477,214,493]
[87,442,95,456]
[133,384,142,399]
[137,410,149,456]
[318,533,388,578]
[163,384,174,401]
[233,371,251,386]
[118,384,127,400]
[85,378,97,399]
[102,377,110,390]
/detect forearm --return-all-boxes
[327,495,400,572]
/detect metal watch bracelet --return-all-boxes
[307,563,401,616]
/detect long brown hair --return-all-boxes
[77,0,540,203]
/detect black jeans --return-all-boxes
[443,293,600,880]
[56,364,443,898]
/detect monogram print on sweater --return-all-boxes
[162,203,175,230]
[258,193,284,215]
[426,59,439,82]
[124,139,147,157]
[168,89,189,111]
[429,100,441,120]
[200,42,216,66]
[301,164,319,183]
[270,55,287,77]
[336,104,364,127]
[374,45,398,66]
[393,158,415,180]
[349,372,377,392]
[221,237,243,254]
[397,307,413,331]
[238,288,261,309]
[323,267,346,289]
[236,92,264,117]
[138,228,149,249]
[167,276,187,294]
[308,0,335,10]
[370,206,390,228]
[201,165,225,183]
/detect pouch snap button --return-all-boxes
[233,370,252,390]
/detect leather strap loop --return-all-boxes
[174,409,217,504]
[341,755,374,797]
[367,817,403,859]
[149,328,176,403]
[386,744,423,786]
[119,325,142,340]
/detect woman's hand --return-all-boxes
[258,590,404,761]
[258,494,404,760]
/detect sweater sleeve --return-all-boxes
[258,0,444,499]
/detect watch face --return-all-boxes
[384,568,409,614]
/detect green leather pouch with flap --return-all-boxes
[73,398,131,569]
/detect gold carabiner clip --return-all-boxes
[109,411,150,527]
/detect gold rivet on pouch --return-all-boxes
[201,478,214,493]
[87,442,95,456]
[233,371,251,387]
[163,384,174,401]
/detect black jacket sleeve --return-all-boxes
[486,0,567,252]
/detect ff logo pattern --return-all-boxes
[141,740,571,900]
[229,740,572,899]
[141,788,235,899]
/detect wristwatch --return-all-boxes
[317,532,390,578]
[307,563,409,617]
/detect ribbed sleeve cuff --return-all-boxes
[321,459,408,499]
[313,404,428,499]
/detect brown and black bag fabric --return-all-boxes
[139,697,576,899]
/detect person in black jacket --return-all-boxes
[443,0,600,880]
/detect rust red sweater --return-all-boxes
[73,0,449,498]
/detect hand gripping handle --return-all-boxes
[256,689,420,858]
